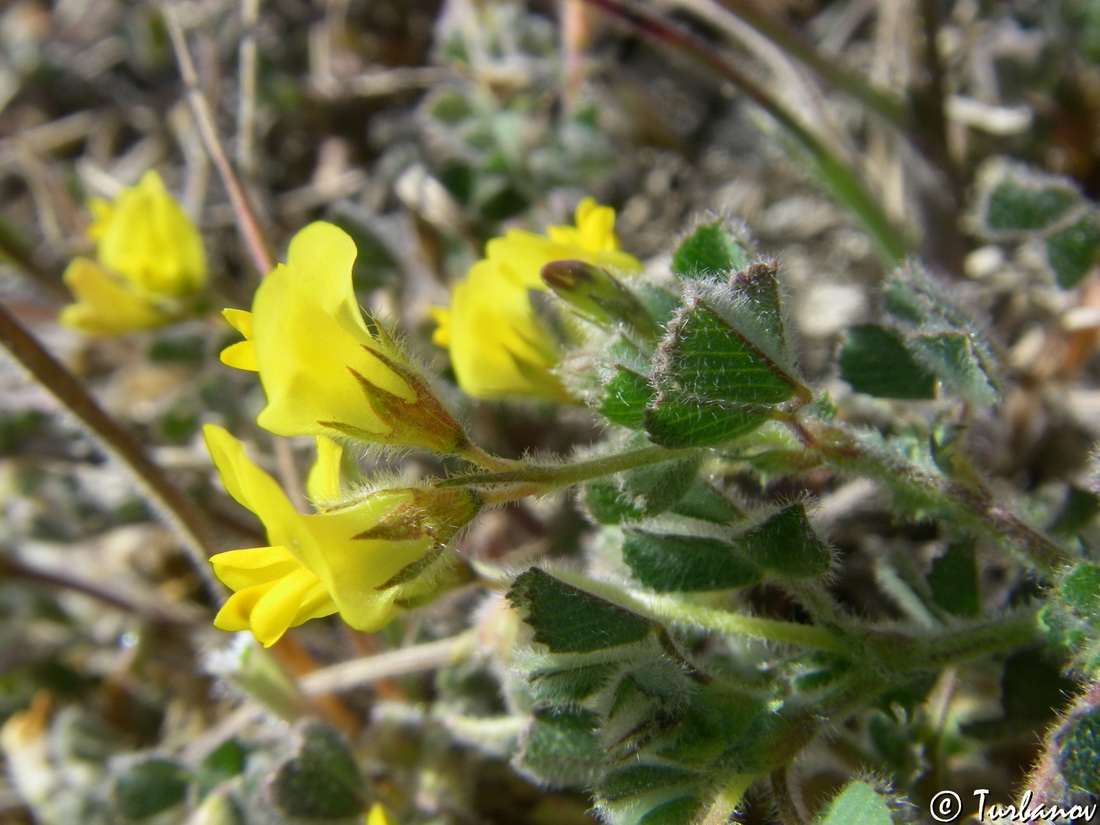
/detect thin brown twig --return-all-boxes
[0,301,222,598]
[161,0,274,277]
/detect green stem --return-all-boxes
[634,590,849,652]
[0,300,222,598]
[441,444,699,491]
[800,417,1072,573]
[864,608,1039,675]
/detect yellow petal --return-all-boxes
[366,803,399,825]
[209,545,301,591]
[429,306,452,349]
[447,260,566,401]
[306,436,344,503]
[250,224,415,439]
[60,257,175,334]
[96,170,207,297]
[248,566,336,647]
[202,425,305,548]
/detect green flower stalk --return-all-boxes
[60,170,207,333]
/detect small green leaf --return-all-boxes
[637,796,703,825]
[194,737,248,800]
[508,567,654,653]
[906,332,999,404]
[111,758,190,821]
[1050,486,1100,537]
[981,166,1080,235]
[584,455,702,524]
[839,325,937,400]
[928,540,980,618]
[671,222,751,278]
[514,709,603,789]
[530,663,618,703]
[656,298,798,406]
[268,722,366,819]
[739,505,833,580]
[671,480,746,524]
[623,531,760,592]
[598,764,698,802]
[812,780,897,825]
[644,397,774,448]
[1059,708,1100,793]
[600,368,654,429]
[1046,213,1100,288]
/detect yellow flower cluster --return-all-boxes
[208,202,633,645]
[431,197,641,401]
[60,171,206,334]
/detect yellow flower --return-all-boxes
[60,170,206,334]
[365,803,399,825]
[204,425,478,646]
[220,222,470,454]
[432,197,641,401]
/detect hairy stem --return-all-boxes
[800,417,1072,572]
[442,444,700,491]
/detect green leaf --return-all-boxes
[671,222,751,278]
[1046,212,1100,288]
[928,540,980,618]
[637,796,703,825]
[906,332,999,404]
[656,297,798,406]
[111,758,190,821]
[812,780,897,825]
[623,530,761,592]
[671,480,746,524]
[584,455,701,524]
[508,568,654,653]
[598,764,699,802]
[644,397,774,449]
[600,368,654,429]
[839,325,937,400]
[1050,486,1100,537]
[740,505,833,580]
[193,737,248,800]
[514,709,603,789]
[980,165,1080,236]
[530,663,618,703]
[268,722,366,820]
[1059,708,1100,793]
